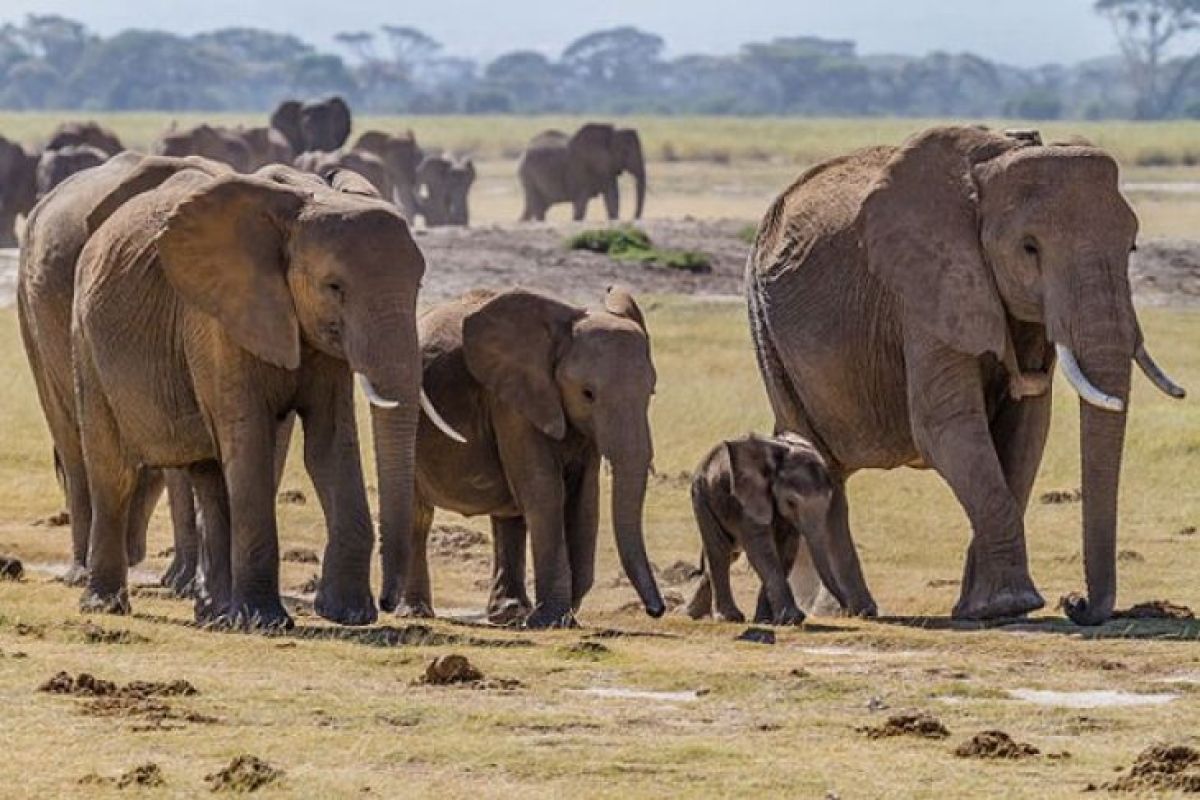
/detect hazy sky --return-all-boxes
[0,0,1154,66]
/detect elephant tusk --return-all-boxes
[1055,344,1125,413]
[420,388,467,444]
[1134,343,1187,399]
[356,373,399,409]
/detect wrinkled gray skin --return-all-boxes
[518,123,646,222]
[685,432,875,625]
[36,145,110,200]
[417,154,475,227]
[747,126,1185,625]
[354,130,423,220]
[68,161,427,630]
[0,134,38,247]
[44,121,124,157]
[405,286,665,628]
[154,124,253,173]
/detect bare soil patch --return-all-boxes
[955,730,1040,759]
[429,523,489,562]
[39,671,197,698]
[861,712,950,740]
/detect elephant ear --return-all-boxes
[862,126,1020,358]
[87,155,228,234]
[462,289,584,440]
[604,284,648,333]
[569,123,616,175]
[724,437,777,528]
[155,174,308,370]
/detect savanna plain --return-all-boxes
[0,114,1199,798]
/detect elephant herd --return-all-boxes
[11,121,1189,632]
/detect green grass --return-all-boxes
[1,300,1199,797]
[566,226,712,272]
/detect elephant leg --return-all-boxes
[571,196,589,222]
[396,500,435,618]
[906,339,1043,621]
[273,412,295,489]
[799,479,877,616]
[59,447,92,586]
[565,457,600,611]
[487,515,531,626]
[741,523,803,626]
[161,469,200,597]
[602,180,619,221]
[684,551,714,619]
[124,467,164,568]
[189,460,231,623]
[299,375,377,626]
[692,489,743,623]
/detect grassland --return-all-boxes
[1,297,1199,798]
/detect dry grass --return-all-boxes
[1,298,1198,798]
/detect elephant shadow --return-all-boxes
[874,614,1200,641]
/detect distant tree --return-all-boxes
[1006,88,1065,119]
[562,26,664,100]
[484,50,562,110]
[334,30,379,63]
[1095,0,1200,117]
[17,14,91,74]
[381,26,441,67]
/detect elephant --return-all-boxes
[268,100,305,154]
[235,126,295,171]
[417,153,475,227]
[44,121,124,157]
[154,124,253,173]
[294,149,392,204]
[354,130,422,220]
[517,123,646,222]
[0,133,38,247]
[745,125,1186,625]
[271,96,353,154]
[36,144,110,200]
[684,432,875,626]
[401,286,666,628]
[64,158,462,629]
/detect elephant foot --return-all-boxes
[715,608,746,624]
[314,584,378,627]
[524,604,577,629]
[79,586,131,615]
[770,606,806,626]
[193,594,229,627]
[220,598,294,632]
[953,569,1044,621]
[394,600,435,619]
[125,535,147,569]
[160,556,200,598]
[487,597,532,627]
[61,562,89,587]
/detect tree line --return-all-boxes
[1,1,1198,119]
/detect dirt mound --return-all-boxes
[118,763,165,789]
[290,574,320,594]
[955,730,1040,759]
[418,654,523,690]
[1114,600,1195,620]
[561,641,611,659]
[277,489,307,506]
[428,524,489,560]
[736,627,776,645]
[206,755,283,793]
[1040,488,1082,504]
[660,560,702,586]
[39,671,197,698]
[0,555,23,580]
[281,547,319,564]
[861,713,950,740]
[72,621,149,645]
[31,511,70,527]
[1100,745,1200,792]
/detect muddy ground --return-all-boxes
[3,220,1194,309]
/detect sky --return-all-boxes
[0,0,1144,67]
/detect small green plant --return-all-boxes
[567,226,711,273]
[737,224,758,244]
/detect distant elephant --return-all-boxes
[746,126,1186,625]
[44,121,124,157]
[417,153,475,227]
[294,149,393,203]
[685,432,875,625]
[0,134,38,246]
[354,130,422,220]
[518,123,646,222]
[36,144,110,200]
[269,100,305,154]
[154,124,252,172]
[65,159,460,628]
[402,286,665,628]
[303,96,352,152]
[235,126,295,171]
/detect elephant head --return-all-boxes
[417,154,475,227]
[614,128,646,219]
[301,96,352,153]
[236,126,295,171]
[568,123,646,220]
[0,134,38,247]
[446,158,476,226]
[462,286,664,616]
[862,126,1185,625]
[269,100,305,154]
[45,121,124,157]
[36,144,110,200]
[354,130,423,219]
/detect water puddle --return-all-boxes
[1008,688,1179,708]
[571,687,702,703]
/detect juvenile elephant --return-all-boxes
[746,126,1186,625]
[400,287,665,627]
[44,121,124,157]
[36,144,110,200]
[271,96,352,153]
[518,123,646,222]
[417,153,475,226]
[685,433,875,625]
[69,160,459,628]
[354,130,422,220]
[0,133,38,246]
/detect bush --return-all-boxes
[566,226,712,273]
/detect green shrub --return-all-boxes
[566,226,712,273]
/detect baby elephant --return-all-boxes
[685,433,876,625]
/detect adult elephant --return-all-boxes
[44,121,124,157]
[401,286,665,628]
[417,154,475,227]
[354,130,422,220]
[154,124,253,173]
[518,123,645,222]
[68,160,460,628]
[36,144,110,200]
[269,100,305,154]
[746,126,1185,625]
[0,134,38,247]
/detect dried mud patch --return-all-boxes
[79,762,166,789]
[416,654,523,690]
[1114,600,1195,620]
[1039,488,1082,504]
[860,712,950,740]
[1098,745,1200,792]
[31,511,70,527]
[206,755,283,793]
[428,523,489,562]
[39,671,197,698]
[280,547,319,564]
[66,621,150,645]
[288,622,532,649]
[41,671,215,731]
[955,730,1040,759]
[0,555,24,579]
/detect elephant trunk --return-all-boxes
[603,418,665,617]
[629,158,646,220]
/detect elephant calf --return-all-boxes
[685,433,876,625]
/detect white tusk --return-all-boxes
[420,388,467,443]
[1055,344,1125,413]
[1135,343,1186,399]
[357,373,399,409]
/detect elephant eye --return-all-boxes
[323,280,344,298]
[582,387,596,403]
[1022,239,1040,257]
[1130,242,1138,253]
